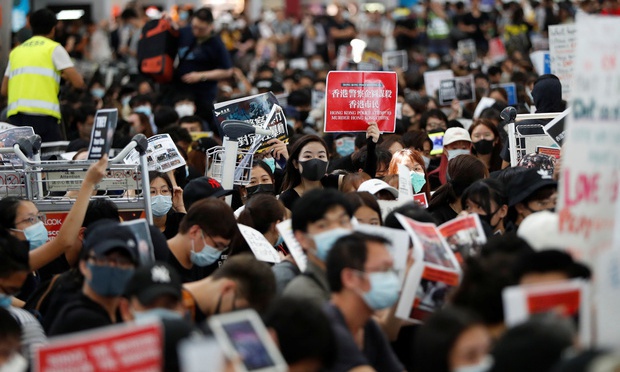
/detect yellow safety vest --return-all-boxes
[7,36,62,119]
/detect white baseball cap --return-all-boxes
[357,179,399,198]
[443,127,472,146]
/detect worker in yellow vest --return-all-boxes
[1,8,84,142]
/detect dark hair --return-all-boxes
[131,112,154,137]
[326,232,388,292]
[179,198,237,239]
[31,9,58,36]
[0,230,30,277]
[345,192,382,225]
[149,171,173,190]
[461,178,507,217]
[291,189,353,233]
[178,115,202,126]
[489,87,509,102]
[83,199,120,228]
[490,166,528,187]
[469,119,503,172]
[377,134,404,153]
[340,172,371,193]
[154,107,180,130]
[237,195,286,234]
[75,104,97,125]
[430,155,488,209]
[384,202,436,229]
[210,254,275,313]
[193,7,214,23]
[351,147,392,175]
[513,249,591,282]
[402,130,433,153]
[414,307,484,372]
[282,135,329,191]
[129,94,152,108]
[252,160,275,183]
[160,126,192,147]
[263,297,337,368]
[420,109,448,131]
[120,8,138,21]
[0,307,21,340]
[0,197,24,229]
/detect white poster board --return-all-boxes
[237,224,282,263]
[549,24,577,100]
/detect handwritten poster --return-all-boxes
[324,71,398,133]
[549,24,577,100]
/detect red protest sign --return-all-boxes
[35,322,162,372]
[324,71,398,133]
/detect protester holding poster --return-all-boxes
[387,148,432,201]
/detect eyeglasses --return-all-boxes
[88,255,135,268]
[203,231,229,250]
[15,213,46,226]
[150,187,172,197]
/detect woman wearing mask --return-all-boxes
[387,148,432,201]
[461,179,509,235]
[428,127,472,189]
[428,155,488,224]
[128,112,154,137]
[149,172,186,239]
[280,127,379,210]
[415,307,492,372]
[240,161,276,201]
[505,167,557,230]
[345,192,383,226]
[469,120,503,173]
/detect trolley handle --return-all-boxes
[12,134,42,164]
[109,134,148,163]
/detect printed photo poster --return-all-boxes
[423,69,454,99]
[88,109,118,160]
[0,126,35,166]
[437,214,487,265]
[457,39,477,64]
[537,146,561,160]
[556,16,620,263]
[237,224,282,264]
[124,134,186,173]
[121,219,155,266]
[502,279,591,347]
[324,71,398,133]
[438,75,475,106]
[382,50,408,72]
[549,24,577,100]
[34,322,163,372]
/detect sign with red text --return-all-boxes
[43,210,146,241]
[557,16,620,264]
[324,71,397,133]
[35,322,162,372]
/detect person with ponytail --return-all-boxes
[428,155,488,224]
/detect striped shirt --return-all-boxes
[8,306,47,360]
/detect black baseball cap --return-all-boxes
[507,168,557,207]
[83,220,139,264]
[182,176,233,209]
[124,262,182,305]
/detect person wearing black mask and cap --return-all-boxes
[500,74,566,166]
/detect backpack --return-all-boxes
[138,18,179,83]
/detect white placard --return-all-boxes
[397,163,413,199]
[595,249,620,348]
[276,219,307,272]
[423,69,454,99]
[549,24,577,100]
[124,134,186,172]
[237,224,281,263]
[354,224,410,283]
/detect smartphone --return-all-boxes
[428,131,445,156]
[208,309,287,372]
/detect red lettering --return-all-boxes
[562,169,600,208]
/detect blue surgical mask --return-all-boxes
[311,228,350,261]
[336,137,355,157]
[410,171,427,194]
[134,105,152,117]
[447,149,470,161]
[13,221,48,250]
[190,232,223,267]
[87,263,135,297]
[263,158,276,173]
[151,195,173,217]
[275,235,284,248]
[422,155,431,170]
[0,294,12,309]
[361,271,401,310]
[122,96,132,107]
[91,88,105,99]
[134,308,183,324]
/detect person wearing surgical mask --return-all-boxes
[174,97,197,119]
[282,189,353,307]
[415,307,492,372]
[387,148,432,201]
[166,198,237,282]
[428,127,472,189]
[128,112,154,138]
[323,232,404,372]
[149,172,186,239]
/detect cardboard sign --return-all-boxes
[543,107,570,147]
[438,75,475,106]
[549,24,577,100]
[382,50,408,72]
[35,322,162,372]
[238,224,282,263]
[88,109,118,160]
[423,69,454,99]
[324,71,397,133]
[276,220,307,272]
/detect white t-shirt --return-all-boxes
[4,45,74,77]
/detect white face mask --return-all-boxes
[453,356,493,372]
[447,149,471,161]
[175,103,195,118]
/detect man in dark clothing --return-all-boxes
[500,74,565,164]
[48,220,139,336]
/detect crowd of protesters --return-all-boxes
[0,0,617,371]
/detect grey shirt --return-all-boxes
[281,260,330,308]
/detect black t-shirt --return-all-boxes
[462,12,490,44]
[166,249,225,283]
[164,212,185,240]
[48,293,115,336]
[327,19,356,52]
[322,303,404,372]
[429,203,458,225]
[279,174,340,211]
[394,18,417,50]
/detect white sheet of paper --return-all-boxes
[276,219,307,272]
[354,224,410,283]
[238,224,281,263]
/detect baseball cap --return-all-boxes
[507,168,557,207]
[357,179,399,199]
[443,127,472,146]
[124,262,182,305]
[517,211,560,251]
[183,176,233,209]
[83,220,139,264]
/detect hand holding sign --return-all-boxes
[84,154,108,188]
[366,122,380,143]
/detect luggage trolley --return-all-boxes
[502,107,561,167]
[0,134,154,224]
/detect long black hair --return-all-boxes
[281,134,329,192]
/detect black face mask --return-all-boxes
[246,183,275,197]
[480,208,501,229]
[473,139,494,155]
[298,110,310,123]
[299,158,328,181]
